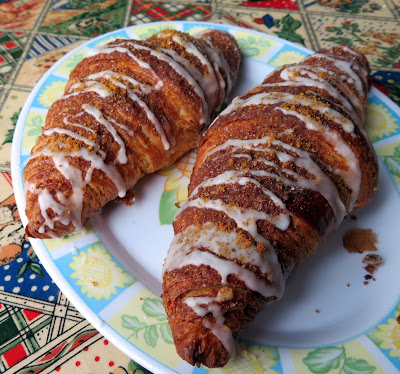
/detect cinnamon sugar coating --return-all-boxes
[23,29,241,238]
[162,45,378,368]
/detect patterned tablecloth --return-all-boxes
[0,0,399,373]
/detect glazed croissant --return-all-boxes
[162,45,378,368]
[23,29,241,238]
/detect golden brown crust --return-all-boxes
[23,29,241,238]
[163,264,268,367]
[162,45,378,368]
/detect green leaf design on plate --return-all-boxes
[159,189,179,225]
[128,359,152,374]
[236,34,272,58]
[144,325,158,347]
[27,115,43,137]
[64,52,86,70]
[122,315,147,331]
[160,323,173,344]
[268,346,280,361]
[122,299,172,347]
[240,47,260,57]
[343,357,375,374]
[122,270,136,287]
[303,346,344,373]
[142,298,167,321]
[247,35,256,44]
[135,25,175,40]
[394,144,400,159]
[366,327,382,346]
[383,156,400,178]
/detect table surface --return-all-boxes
[0,0,399,373]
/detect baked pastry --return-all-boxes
[162,45,378,368]
[23,29,241,238]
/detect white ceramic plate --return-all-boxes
[12,21,400,374]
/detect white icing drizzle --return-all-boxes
[105,41,208,125]
[31,136,126,234]
[82,104,128,163]
[231,153,252,160]
[92,75,168,149]
[159,46,219,116]
[165,222,285,357]
[209,91,360,209]
[265,77,362,128]
[66,80,111,98]
[189,169,287,211]
[87,45,174,147]
[279,64,364,122]
[202,136,346,220]
[32,100,133,234]
[276,106,361,208]
[304,53,366,99]
[85,69,163,95]
[37,189,70,234]
[67,73,169,150]
[180,197,290,239]
[194,31,233,98]
[107,116,134,137]
[339,45,363,58]
[43,128,98,149]
[63,115,96,134]
[195,41,226,109]
[169,32,219,112]
[217,91,355,134]
[24,181,36,198]
[185,295,236,357]
[88,45,157,75]
[164,223,284,296]
[160,47,203,82]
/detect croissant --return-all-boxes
[23,29,241,238]
[162,45,379,368]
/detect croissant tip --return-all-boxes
[24,224,49,239]
[176,331,230,368]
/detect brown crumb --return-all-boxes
[256,241,266,254]
[362,254,383,266]
[364,264,377,275]
[363,281,369,286]
[346,283,351,287]
[315,309,320,313]
[92,281,98,287]
[175,202,181,209]
[342,228,378,253]
[365,274,373,280]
